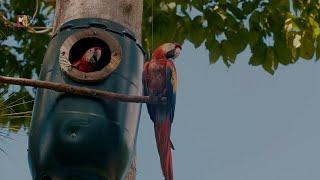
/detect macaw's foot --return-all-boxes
[149,95,165,104]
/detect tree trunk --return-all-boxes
[53,0,143,42]
[53,0,143,179]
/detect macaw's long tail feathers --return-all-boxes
[168,151,173,180]
[154,119,174,180]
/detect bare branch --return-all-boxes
[0,75,166,104]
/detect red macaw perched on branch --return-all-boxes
[143,43,182,180]
[72,47,102,72]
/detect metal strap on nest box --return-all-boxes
[54,20,146,59]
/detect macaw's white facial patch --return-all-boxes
[174,48,181,58]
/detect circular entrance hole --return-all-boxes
[59,28,122,82]
[69,37,111,72]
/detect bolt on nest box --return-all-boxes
[28,18,145,180]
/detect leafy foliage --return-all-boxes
[0,0,320,131]
[0,88,32,153]
[0,87,33,145]
[1,0,320,77]
[143,0,320,74]
[0,0,52,78]
[0,0,51,131]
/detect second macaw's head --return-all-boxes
[82,47,102,64]
[152,43,182,61]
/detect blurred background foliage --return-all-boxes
[0,88,32,130]
[0,0,53,133]
[0,0,320,131]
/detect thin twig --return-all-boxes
[0,75,166,104]
[31,0,39,23]
[6,95,27,106]
[0,100,34,112]
[0,147,7,155]
[0,13,52,34]
[0,111,32,116]
[0,116,31,118]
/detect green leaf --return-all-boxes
[249,52,264,66]
[284,17,300,32]
[250,40,267,56]
[249,11,262,31]
[285,32,300,60]
[249,40,267,66]
[270,0,289,10]
[263,48,278,75]
[205,8,225,33]
[249,31,261,47]
[242,1,258,14]
[205,38,221,64]
[225,28,248,53]
[188,16,206,48]
[316,37,320,60]
[309,17,320,39]
[228,4,245,19]
[292,0,304,13]
[221,40,237,64]
[225,14,238,29]
[274,39,292,65]
[299,34,315,60]
[218,0,227,5]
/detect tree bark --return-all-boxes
[53,0,143,42]
[52,0,144,179]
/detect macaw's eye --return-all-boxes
[166,49,176,59]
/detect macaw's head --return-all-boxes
[82,47,102,64]
[152,43,182,61]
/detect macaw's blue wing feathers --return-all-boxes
[143,62,155,122]
[166,61,177,123]
[166,62,176,152]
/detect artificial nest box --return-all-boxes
[28,18,144,180]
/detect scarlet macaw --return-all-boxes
[72,47,102,72]
[143,43,181,180]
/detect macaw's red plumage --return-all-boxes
[143,43,181,180]
[72,47,102,72]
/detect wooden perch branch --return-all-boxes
[0,75,166,104]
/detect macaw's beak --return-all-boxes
[91,48,101,63]
[175,43,182,50]
[93,49,101,61]
[174,44,182,58]
[166,43,182,60]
